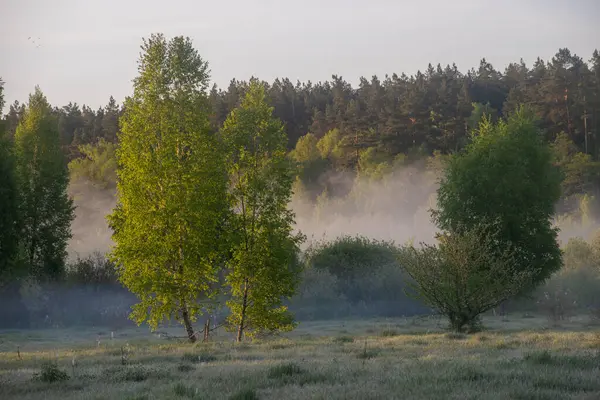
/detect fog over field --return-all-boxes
[66,163,443,259]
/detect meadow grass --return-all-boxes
[1,314,599,399]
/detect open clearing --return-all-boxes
[1,315,600,400]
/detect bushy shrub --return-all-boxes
[399,223,536,333]
[65,252,119,287]
[293,235,427,319]
[303,235,405,303]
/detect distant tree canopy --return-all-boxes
[3,48,598,170]
[68,138,117,189]
[2,48,598,225]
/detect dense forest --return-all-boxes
[3,48,600,162]
[2,45,600,335]
[4,47,600,212]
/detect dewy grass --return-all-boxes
[2,314,600,399]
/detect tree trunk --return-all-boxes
[448,312,468,333]
[203,318,210,342]
[181,302,196,343]
[236,278,249,342]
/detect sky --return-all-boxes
[1,0,598,112]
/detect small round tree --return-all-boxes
[433,107,563,292]
[402,107,563,332]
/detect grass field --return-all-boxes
[1,314,600,400]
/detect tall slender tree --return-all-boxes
[221,81,304,342]
[108,34,229,342]
[0,78,21,285]
[14,87,74,280]
[0,77,4,114]
[102,96,120,142]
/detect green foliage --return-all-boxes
[290,133,329,194]
[64,252,118,286]
[68,138,117,188]
[398,223,538,332]
[290,133,321,163]
[0,133,21,287]
[303,236,405,303]
[553,132,600,201]
[358,147,392,180]
[316,128,343,161]
[467,102,498,131]
[14,87,75,280]
[221,81,304,341]
[107,34,229,340]
[305,236,398,280]
[434,109,563,291]
[34,362,70,383]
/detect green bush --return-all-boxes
[65,252,119,286]
[399,223,537,333]
[34,362,69,383]
[303,236,408,304]
[434,109,563,294]
[305,235,398,279]
[292,236,430,320]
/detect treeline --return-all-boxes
[5,47,600,217]
[3,48,600,161]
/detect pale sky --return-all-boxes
[1,0,598,112]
